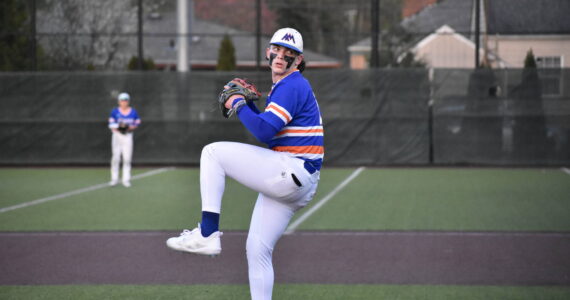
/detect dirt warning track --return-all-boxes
[1,231,569,285]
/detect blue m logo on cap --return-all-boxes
[281,33,295,43]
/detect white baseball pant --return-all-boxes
[111,132,133,183]
[200,141,319,300]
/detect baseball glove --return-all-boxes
[118,122,129,134]
[218,78,261,118]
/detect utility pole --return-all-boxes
[177,0,189,72]
[137,0,144,70]
[370,0,379,68]
[29,0,37,71]
[256,0,261,70]
[474,0,480,68]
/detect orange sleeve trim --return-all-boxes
[267,104,292,123]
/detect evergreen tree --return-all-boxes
[127,56,156,70]
[513,48,546,160]
[216,34,236,71]
[520,49,541,99]
[524,49,537,69]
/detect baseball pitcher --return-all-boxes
[167,28,324,300]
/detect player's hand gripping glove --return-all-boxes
[218,78,261,118]
[118,122,129,134]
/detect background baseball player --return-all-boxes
[108,92,141,187]
[166,28,324,300]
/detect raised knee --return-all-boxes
[202,142,219,156]
[201,141,230,159]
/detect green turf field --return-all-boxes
[1,167,569,232]
[1,167,569,299]
[2,284,570,300]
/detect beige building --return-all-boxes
[401,26,570,70]
[405,25,484,69]
[349,0,570,70]
[488,35,570,68]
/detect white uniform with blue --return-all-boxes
[201,69,323,299]
[167,28,318,300]
[108,104,141,185]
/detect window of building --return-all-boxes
[536,56,562,96]
[536,56,561,68]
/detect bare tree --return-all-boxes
[38,0,137,70]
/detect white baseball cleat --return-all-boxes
[166,224,222,256]
[109,180,118,187]
[122,181,131,188]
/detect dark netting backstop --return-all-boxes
[1,69,568,166]
[432,68,570,165]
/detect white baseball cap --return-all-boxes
[270,28,303,54]
[118,92,130,101]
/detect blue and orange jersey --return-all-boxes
[260,71,324,170]
[108,107,141,129]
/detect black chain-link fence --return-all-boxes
[1,69,568,166]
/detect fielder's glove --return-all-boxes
[218,78,261,118]
[118,122,129,134]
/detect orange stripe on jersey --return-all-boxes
[267,103,292,123]
[275,128,324,136]
[272,145,324,154]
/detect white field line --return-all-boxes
[562,167,570,175]
[285,166,365,235]
[0,167,175,214]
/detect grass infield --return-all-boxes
[0,167,569,232]
[1,284,570,300]
[1,167,569,299]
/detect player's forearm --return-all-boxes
[246,101,261,114]
[237,105,279,144]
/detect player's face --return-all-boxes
[118,100,129,108]
[267,45,300,75]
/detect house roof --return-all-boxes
[144,11,341,69]
[402,0,570,36]
[486,0,570,35]
[349,0,475,53]
[349,0,570,52]
[413,25,476,51]
[402,0,437,19]
[401,0,474,35]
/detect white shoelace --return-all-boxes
[179,227,200,237]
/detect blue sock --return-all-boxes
[200,211,220,237]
